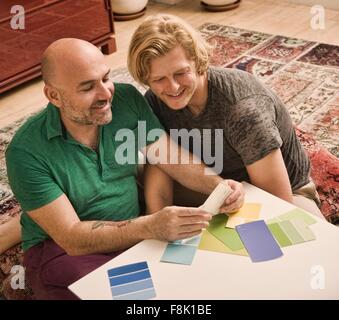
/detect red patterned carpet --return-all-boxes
[0,24,338,299]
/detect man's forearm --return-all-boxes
[157,162,222,196]
[0,215,22,254]
[145,134,222,196]
[65,215,152,256]
[146,193,172,214]
[144,165,174,214]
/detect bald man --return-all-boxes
[5,38,244,299]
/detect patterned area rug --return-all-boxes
[0,24,338,299]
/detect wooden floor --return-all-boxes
[0,0,338,128]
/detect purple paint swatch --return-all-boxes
[236,220,283,262]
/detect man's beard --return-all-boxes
[60,98,112,126]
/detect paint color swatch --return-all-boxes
[207,214,244,251]
[236,220,283,262]
[277,208,317,225]
[198,229,248,256]
[173,235,202,246]
[226,216,257,228]
[161,235,201,265]
[226,203,261,228]
[266,208,317,226]
[291,218,316,241]
[237,203,262,218]
[107,261,156,300]
[268,217,316,247]
[267,222,292,247]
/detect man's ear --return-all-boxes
[43,84,61,108]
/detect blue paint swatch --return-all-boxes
[161,235,201,265]
[114,288,156,300]
[108,261,148,277]
[107,261,156,300]
[236,220,283,262]
[161,243,197,265]
[109,269,151,286]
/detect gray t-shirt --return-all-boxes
[145,67,310,191]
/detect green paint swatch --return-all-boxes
[266,208,317,247]
[279,220,304,243]
[290,218,316,241]
[268,218,316,247]
[278,208,317,226]
[207,214,244,251]
[268,223,293,247]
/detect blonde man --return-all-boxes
[128,14,325,219]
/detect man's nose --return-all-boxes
[98,81,113,100]
[167,77,180,92]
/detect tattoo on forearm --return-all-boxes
[116,220,132,228]
[91,220,131,230]
[92,221,109,230]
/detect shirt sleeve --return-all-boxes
[226,94,283,166]
[5,146,64,212]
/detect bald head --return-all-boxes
[41,38,104,86]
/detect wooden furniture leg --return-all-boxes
[101,37,117,55]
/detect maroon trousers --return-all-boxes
[24,240,122,300]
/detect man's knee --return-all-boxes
[25,241,115,299]
[292,195,326,221]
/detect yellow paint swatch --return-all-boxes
[226,217,257,228]
[198,230,248,256]
[226,203,262,228]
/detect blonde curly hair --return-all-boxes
[128,14,212,86]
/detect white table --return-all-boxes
[69,182,339,300]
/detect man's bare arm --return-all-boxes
[144,164,173,214]
[142,134,245,213]
[0,215,22,254]
[142,133,222,195]
[246,148,293,203]
[28,193,211,256]
[28,194,152,256]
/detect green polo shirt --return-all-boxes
[6,83,164,251]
